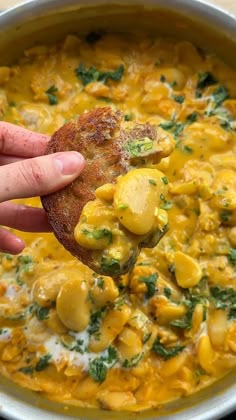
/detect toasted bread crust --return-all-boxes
[41,107,126,269]
[41,107,172,273]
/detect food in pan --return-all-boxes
[0,32,235,411]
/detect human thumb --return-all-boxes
[0,151,85,202]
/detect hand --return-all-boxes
[0,122,85,255]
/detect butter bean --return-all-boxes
[114,168,168,235]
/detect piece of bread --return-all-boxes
[41,107,174,275]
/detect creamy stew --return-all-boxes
[0,32,236,412]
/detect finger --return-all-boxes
[0,226,25,254]
[0,202,51,232]
[0,151,85,202]
[0,122,49,157]
[0,155,26,165]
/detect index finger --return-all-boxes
[0,122,50,157]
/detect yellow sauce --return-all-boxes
[0,33,236,412]
[74,168,168,275]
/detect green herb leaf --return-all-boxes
[5,254,13,261]
[212,85,229,107]
[160,74,166,82]
[169,80,177,88]
[122,352,143,368]
[186,112,198,123]
[45,85,58,105]
[75,63,100,85]
[16,255,34,285]
[170,319,190,329]
[162,176,168,185]
[35,305,50,321]
[117,203,128,210]
[143,332,152,344]
[106,346,118,364]
[75,63,124,86]
[17,255,33,265]
[124,113,133,121]
[101,257,121,276]
[195,90,202,98]
[139,273,158,298]
[82,228,112,244]
[61,338,84,353]
[89,346,118,382]
[125,137,153,157]
[210,286,236,319]
[152,338,185,360]
[88,307,107,337]
[228,248,236,265]
[149,179,157,186]
[182,145,193,154]
[159,121,175,130]
[19,366,34,375]
[195,367,206,378]
[173,122,185,138]
[173,95,185,104]
[89,358,107,382]
[160,200,173,210]
[220,211,232,222]
[97,278,105,289]
[197,72,217,89]
[35,354,51,371]
[171,295,205,330]
[221,120,232,131]
[163,287,172,298]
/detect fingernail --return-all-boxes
[54,152,84,175]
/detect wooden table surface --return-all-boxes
[0,0,236,14]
